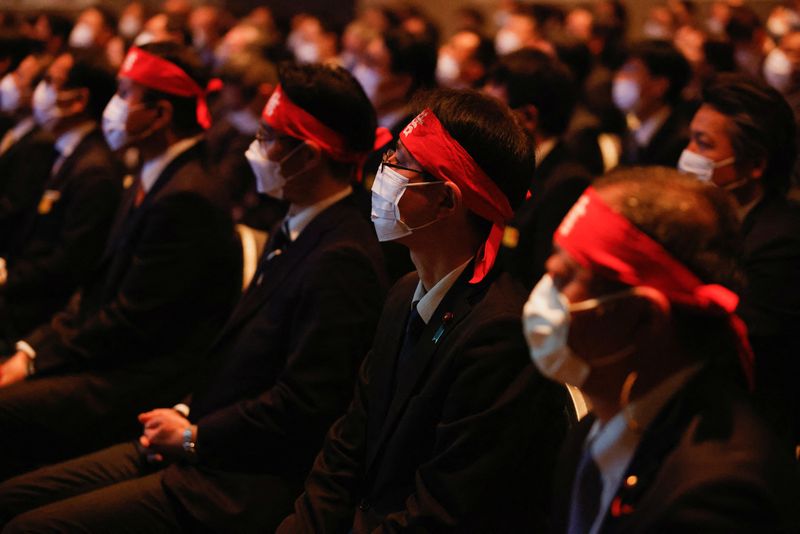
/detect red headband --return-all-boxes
[555,187,754,388]
[400,109,514,283]
[119,47,211,129]
[262,85,391,177]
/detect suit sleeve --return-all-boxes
[30,192,234,373]
[0,138,54,228]
[194,247,383,476]
[375,317,558,533]
[4,164,120,296]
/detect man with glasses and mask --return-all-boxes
[0,42,240,481]
[277,88,568,532]
[526,167,798,533]
[677,73,800,448]
[0,51,121,355]
[0,62,388,533]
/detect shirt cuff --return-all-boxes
[15,340,36,359]
[173,403,190,418]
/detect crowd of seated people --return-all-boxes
[0,1,797,532]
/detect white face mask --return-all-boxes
[0,73,20,114]
[118,16,142,39]
[244,139,310,199]
[523,274,638,387]
[32,80,61,130]
[102,94,131,151]
[69,22,96,48]
[436,53,461,87]
[133,31,157,47]
[352,63,380,103]
[370,163,444,242]
[293,41,320,64]
[677,149,735,183]
[612,78,640,113]
[763,48,794,94]
[495,29,522,55]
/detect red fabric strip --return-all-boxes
[399,109,514,283]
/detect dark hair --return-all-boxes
[279,62,377,180]
[383,28,437,95]
[487,48,577,136]
[626,40,691,105]
[594,167,745,375]
[63,50,115,121]
[725,6,761,44]
[412,88,535,218]
[41,13,74,43]
[702,73,797,196]
[0,32,43,72]
[86,5,118,33]
[703,39,736,73]
[136,41,208,137]
[217,53,277,101]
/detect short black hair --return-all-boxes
[626,40,691,105]
[383,28,437,96]
[63,50,115,121]
[216,52,277,101]
[702,73,797,196]
[595,167,746,378]
[0,32,43,72]
[136,41,208,137]
[487,48,577,137]
[412,88,535,217]
[278,62,378,180]
[41,13,74,44]
[725,6,761,44]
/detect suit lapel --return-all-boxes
[214,196,354,341]
[365,269,487,474]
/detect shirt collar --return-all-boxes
[629,106,671,148]
[9,116,37,143]
[737,190,764,221]
[140,135,202,193]
[412,258,473,324]
[284,185,353,242]
[535,137,558,167]
[584,363,702,533]
[227,108,260,136]
[54,121,96,159]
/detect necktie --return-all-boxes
[567,445,604,534]
[396,302,425,371]
[252,221,291,286]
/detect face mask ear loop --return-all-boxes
[620,371,643,433]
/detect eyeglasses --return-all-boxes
[381,149,439,183]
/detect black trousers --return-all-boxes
[0,442,182,533]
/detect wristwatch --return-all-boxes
[182,427,197,461]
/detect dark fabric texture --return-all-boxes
[279,268,570,533]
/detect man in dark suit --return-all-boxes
[485,49,593,290]
[614,40,693,168]
[277,89,569,533]
[525,168,798,533]
[0,51,120,351]
[0,62,388,533]
[0,42,241,479]
[678,73,800,447]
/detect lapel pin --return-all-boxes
[432,312,453,344]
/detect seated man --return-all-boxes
[277,89,569,532]
[0,62,388,533]
[524,167,799,532]
[678,73,800,447]
[0,42,241,479]
[0,50,120,350]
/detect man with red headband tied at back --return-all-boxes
[524,167,799,533]
[278,88,569,533]
[0,42,241,480]
[0,62,389,533]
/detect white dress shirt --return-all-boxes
[139,135,203,193]
[584,363,702,534]
[411,258,473,324]
[283,185,353,242]
[628,106,671,148]
[0,116,36,156]
[51,121,96,176]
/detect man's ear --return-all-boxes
[514,104,539,135]
[151,99,174,131]
[631,286,671,332]
[438,180,462,216]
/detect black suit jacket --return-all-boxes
[503,141,592,290]
[0,128,121,340]
[23,140,240,390]
[160,194,387,530]
[279,267,569,533]
[738,194,800,444]
[620,106,691,168]
[0,123,56,254]
[551,368,800,533]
